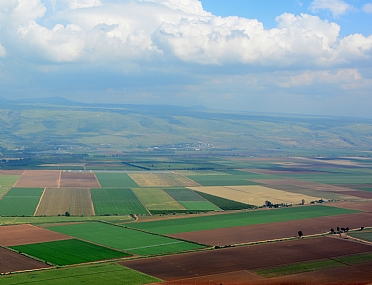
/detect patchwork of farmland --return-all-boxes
[0,155,372,284]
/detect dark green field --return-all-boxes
[128,205,359,234]
[95,173,139,187]
[10,239,131,265]
[0,188,44,216]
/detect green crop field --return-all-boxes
[128,205,359,234]
[131,188,185,211]
[281,173,372,184]
[0,263,161,285]
[10,239,130,266]
[164,188,208,201]
[178,201,221,211]
[194,190,256,210]
[91,188,149,215]
[47,222,204,255]
[349,231,372,242]
[0,188,44,216]
[0,175,20,187]
[186,174,259,186]
[95,173,139,187]
[0,186,10,198]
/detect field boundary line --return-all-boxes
[93,172,102,188]
[34,188,46,216]
[88,189,95,216]
[131,188,151,215]
[58,170,61,188]
[124,241,184,251]
[12,170,25,187]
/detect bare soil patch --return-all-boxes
[35,188,93,216]
[327,201,372,212]
[170,212,372,246]
[0,224,72,246]
[331,190,372,199]
[14,170,61,188]
[0,247,50,273]
[120,237,372,282]
[60,172,100,188]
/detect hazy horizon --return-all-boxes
[0,0,371,117]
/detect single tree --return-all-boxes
[298,231,303,238]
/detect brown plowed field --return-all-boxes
[60,172,100,188]
[0,224,72,246]
[327,201,372,212]
[35,188,93,216]
[14,170,61,188]
[331,190,372,199]
[0,247,50,273]
[0,170,25,175]
[244,169,318,175]
[170,212,372,246]
[120,237,372,282]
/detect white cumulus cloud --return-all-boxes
[310,0,353,17]
[363,3,372,13]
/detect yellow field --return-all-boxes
[128,172,200,187]
[35,188,93,216]
[188,185,320,206]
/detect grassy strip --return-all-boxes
[194,190,255,210]
[129,205,357,234]
[336,252,372,264]
[0,263,162,285]
[0,175,20,187]
[10,239,131,266]
[253,259,342,278]
[349,231,372,242]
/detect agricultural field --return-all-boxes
[59,172,100,188]
[131,188,185,211]
[0,188,44,216]
[127,205,358,235]
[10,239,131,265]
[46,222,205,256]
[128,172,200,187]
[14,170,61,188]
[188,185,319,206]
[164,188,221,211]
[90,188,149,215]
[0,263,161,285]
[0,154,372,284]
[35,188,93,216]
[0,224,71,246]
[95,172,139,187]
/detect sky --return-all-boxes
[0,0,371,118]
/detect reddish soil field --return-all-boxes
[14,170,61,188]
[59,172,100,188]
[0,224,72,246]
[0,247,50,273]
[331,190,372,199]
[120,237,372,282]
[170,212,372,246]
[0,170,25,175]
[335,183,372,189]
[327,201,372,212]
